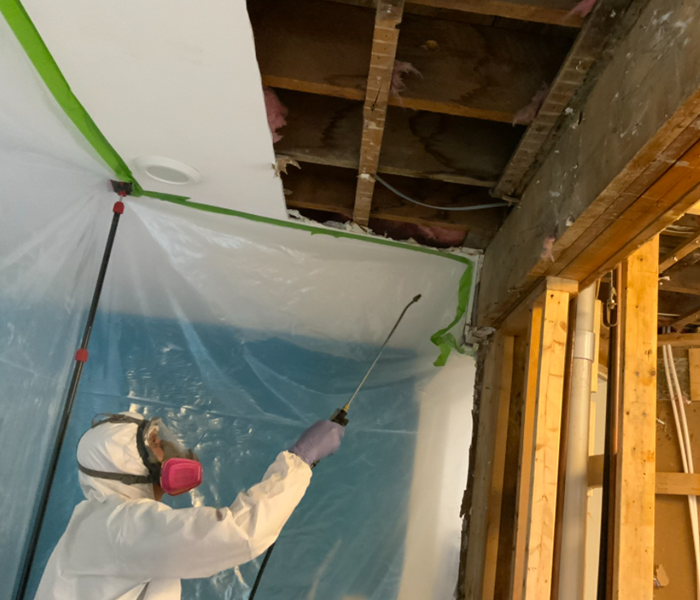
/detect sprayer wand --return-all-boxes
[248,294,422,600]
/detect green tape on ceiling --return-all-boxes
[0,0,475,364]
[0,0,135,183]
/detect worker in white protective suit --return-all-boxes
[34,411,344,600]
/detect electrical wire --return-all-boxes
[374,175,509,212]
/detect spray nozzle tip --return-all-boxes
[413,294,422,302]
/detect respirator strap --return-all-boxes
[78,463,154,486]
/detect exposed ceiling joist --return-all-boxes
[283,164,504,248]
[659,229,700,273]
[659,263,700,296]
[253,0,572,124]
[323,0,584,26]
[353,0,405,225]
[493,0,639,199]
[273,91,522,187]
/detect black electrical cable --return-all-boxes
[375,175,509,212]
[13,191,127,600]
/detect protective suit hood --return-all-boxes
[76,411,155,501]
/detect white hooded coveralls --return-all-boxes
[35,415,312,600]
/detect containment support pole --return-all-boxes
[558,283,597,600]
[14,184,128,600]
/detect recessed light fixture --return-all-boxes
[133,156,202,186]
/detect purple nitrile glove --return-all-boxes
[289,420,345,466]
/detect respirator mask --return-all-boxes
[78,414,203,496]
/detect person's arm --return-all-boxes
[67,451,311,580]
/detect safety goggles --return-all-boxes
[78,414,203,496]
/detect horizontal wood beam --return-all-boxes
[658,263,700,295]
[274,89,522,188]
[672,306,700,330]
[253,0,572,123]
[478,0,700,327]
[322,0,585,26]
[589,456,700,495]
[281,163,505,247]
[657,333,700,347]
[494,0,634,198]
[659,229,700,272]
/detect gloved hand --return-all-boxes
[289,420,345,466]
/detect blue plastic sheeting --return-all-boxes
[26,310,422,600]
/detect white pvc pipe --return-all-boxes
[558,284,597,600]
[663,341,700,600]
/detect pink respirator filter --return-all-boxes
[161,458,203,496]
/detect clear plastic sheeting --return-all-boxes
[1,5,476,600]
[0,14,117,599]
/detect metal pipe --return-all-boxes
[14,198,125,600]
[558,283,597,600]
[598,268,622,600]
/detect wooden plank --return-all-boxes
[686,200,700,216]
[352,0,405,226]
[659,229,700,272]
[689,348,700,400]
[281,163,505,248]
[589,456,700,494]
[511,303,543,600]
[613,237,657,600]
[658,333,700,347]
[493,0,636,199]
[494,335,529,600]
[463,334,516,600]
[672,305,700,330]
[522,285,571,600]
[408,0,583,26]
[253,0,573,123]
[322,0,585,26]
[477,0,700,328]
[656,472,700,495]
[273,90,522,188]
[502,276,578,335]
[659,262,700,296]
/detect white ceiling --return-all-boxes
[22,0,288,219]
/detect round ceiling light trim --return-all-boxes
[133,156,202,186]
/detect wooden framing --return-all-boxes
[689,348,700,400]
[478,0,700,328]
[353,0,405,225]
[659,229,700,272]
[493,0,635,199]
[657,333,700,347]
[589,456,700,495]
[463,333,516,600]
[521,282,571,600]
[613,238,658,600]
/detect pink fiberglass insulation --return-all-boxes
[513,83,550,126]
[391,60,422,96]
[568,0,597,18]
[263,86,288,143]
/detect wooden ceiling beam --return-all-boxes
[281,163,505,247]
[657,333,700,347]
[252,0,572,124]
[274,90,522,188]
[354,0,405,226]
[659,263,700,295]
[672,305,700,330]
[493,0,639,199]
[319,0,585,27]
[477,0,700,327]
[659,229,700,272]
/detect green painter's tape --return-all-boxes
[0,0,135,182]
[0,0,474,364]
[430,262,473,366]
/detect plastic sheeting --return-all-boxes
[1,7,476,600]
